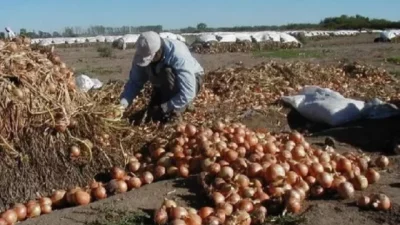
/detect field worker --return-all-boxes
[5,27,16,39]
[119,31,205,124]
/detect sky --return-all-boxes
[1,0,400,32]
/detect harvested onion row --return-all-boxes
[0,122,391,224]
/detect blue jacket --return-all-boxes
[120,38,204,113]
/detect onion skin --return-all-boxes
[357,196,371,209]
[1,209,17,224]
[74,190,91,205]
[154,206,168,225]
[13,204,27,221]
[337,182,355,199]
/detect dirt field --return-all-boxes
[15,34,400,225]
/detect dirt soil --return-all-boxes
[16,35,400,224]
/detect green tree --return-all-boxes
[197,23,207,31]
[20,28,27,36]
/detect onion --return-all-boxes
[111,166,126,180]
[310,185,324,198]
[279,150,292,161]
[154,166,166,179]
[127,177,142,189]
[317,172,333,188]
[252,205,267,224]
[247,163,262,177]
[51,189,66,207]
[292,145,306,160]
[236,199,254,213]
[224,150,238,163]
[208,163,221,175]
[293,163,308,177]
[264,164,286,183]
[232,210,251,225]
[332,175,347,189]
[371,193,391,211]
[305,176,317,186]
[154,206,168,225]
[185,124,197,137]
[226,193,242,204]
[185,213,202,225]
[163,199,177,208]
[357,196,370,209]
[285,171,299,185]
[70,145,80,157]
[287,199,301,214]
[212,192,225,205]
[178,166,189,178]
[294,179,310,192]
[1,209,17,224]
[268,186,284,197]
[170,219,186,225]
[319,152,331,163]
[337,158,352,173]
[13,204,27,221]
[198,207,214,219]
[213,210,226,223]
[217,203,233,216]
[0,219,7,225]
[141,171,154,184]
[203,216,220,225]
[218,166,234,180]
[242,187,255,198]
[66,188,80,205]
[352,175,368,190]
[39,197,52,206]
[289,131,303,144]
[366,168,380,184]
[310,163,324,177]
[26,203,41,218]
[254,189,270,202]
[41,204,52,214]
[107,179,128,194]
[128,161,141,173]
[167,166,179,177]
[285,189,302,202]
[337,182,355,199]
[92,186,107,200]
[168,207,188,220]
[235,174,250,188]
[74,190,91,205]
[375,156,389,169]
[356,157,369,172]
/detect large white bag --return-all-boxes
[75,74,103,92]
[281,86,365,126]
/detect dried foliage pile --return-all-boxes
[0,37,399,210]
[190,41,301,54]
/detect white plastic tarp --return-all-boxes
[196,34,218,43]
[176,34,186,42]
[216,34,237,43]
[282,86,400,126]
[235,33,252,42]
[380,31,397,40]
[279,33,299,43]
[160,32,178,40]
[95,36,106,42]
[122,34,139,43]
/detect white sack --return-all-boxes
[75,74,103,92]
[281,86,365,126]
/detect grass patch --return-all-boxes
[75,66,122,76]
[86,210,151,225]
[253,49,324,59]
[386,57,400,65]
[97,45,114,58]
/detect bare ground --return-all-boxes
[16,34,400,224]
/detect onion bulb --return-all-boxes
[286,200,301,214]
[92,186,107,200]
[337,182,355,199]
[163,199,177,209]
[74,190,91,205]
[26,203,41,218]
[110,166,126,180]
[13,204,27,221]
[127,177,142,189]
[375,156,389,169]
[218,166,234,180]
[154,206,168,225]
[141,171,154,184]
[1,210,17,224]
[371,193,391,211]
[0,219,7,225]
[317,172,333,188]
[357,196,370,209]
[352,175,368,190]
[185,213,202,225]
[264,164,286,183]
[198,207,214,219]
[70,145,81,157]
[366,168,380,184]
[107,179,128,194]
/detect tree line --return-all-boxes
[2,15,399,39]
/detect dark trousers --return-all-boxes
[130,67,203,125]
